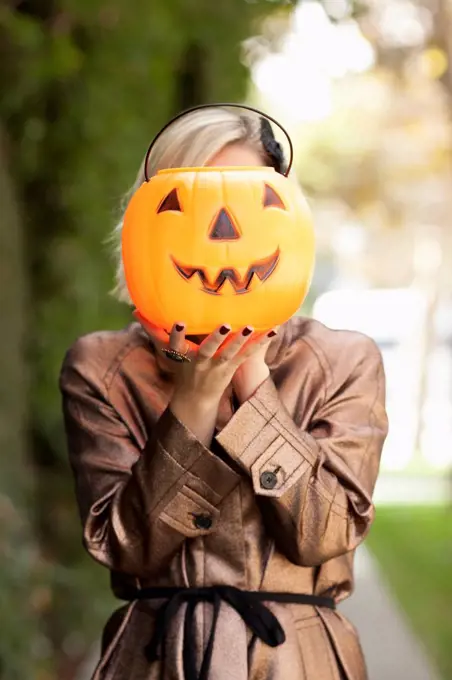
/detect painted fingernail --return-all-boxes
[242,326,253,337]
[220,325,231,335]
[267,330,277,337]
[175,324,184,332]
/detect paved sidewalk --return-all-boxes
[340,545,441,680]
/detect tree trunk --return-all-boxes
[176,42,207,112]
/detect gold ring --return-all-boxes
[161,346,191,363]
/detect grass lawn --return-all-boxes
[366,505,452,680]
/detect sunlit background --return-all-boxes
[1,1,451,679]
[250,0,452,484]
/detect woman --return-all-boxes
[60,105,388,680]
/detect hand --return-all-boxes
[134,312,275,404]
[232,331,278,403]
[134,311,276,444]
[133,311,201,361]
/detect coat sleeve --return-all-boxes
[59,340,240,579]
[215,335,388,567]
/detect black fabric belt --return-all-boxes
[120,585,335,680]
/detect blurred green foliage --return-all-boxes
[0,1,294,677]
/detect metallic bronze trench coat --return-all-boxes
[59,316,388,680]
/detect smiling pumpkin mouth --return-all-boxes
[171,248,280,295]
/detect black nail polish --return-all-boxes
[267,330,277,337]
[220,325,231,335]
[175,324,184,332]
[242,326,253,337]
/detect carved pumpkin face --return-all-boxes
[122,166,315,334]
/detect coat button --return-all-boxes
[193,514,213,530]
[260,470,278,490]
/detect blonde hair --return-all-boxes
[111,107,268,303]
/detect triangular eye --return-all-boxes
[263,184,286,210]
[157,188,182,213]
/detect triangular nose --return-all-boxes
[209,208,240,240]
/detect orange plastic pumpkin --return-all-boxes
[122,166,315,334]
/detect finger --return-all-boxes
[241,329,278,358]
[215,326,255,361]
[168,322,188,353]
[197,324,232,359]
[169,323,198,360]
[169,325,201,355]
[247,328,277,347]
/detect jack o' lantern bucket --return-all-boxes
[122,165,315,334]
